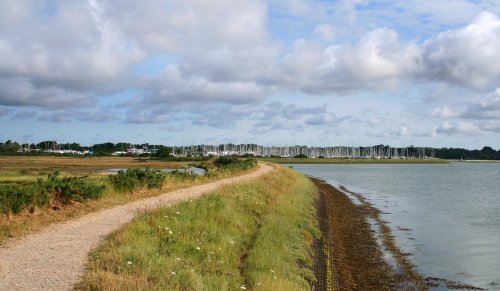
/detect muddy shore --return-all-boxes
[310,177,483,291]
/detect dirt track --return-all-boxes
[0,163,274,290]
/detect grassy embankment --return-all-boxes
[259,157,448,164]
[0,156,256,244]
[76,166,319,290]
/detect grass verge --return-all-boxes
[76,166,319,290]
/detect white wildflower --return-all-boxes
[169,230,173,234]
[240,286,246,289]
[196,247,201,250]
[127,261,132,265]
[175,257,181,261]
[171,271,176,275]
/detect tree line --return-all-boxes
[1,140,499,160]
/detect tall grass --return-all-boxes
[77,166,319,290]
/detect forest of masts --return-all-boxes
[172,144,433,159]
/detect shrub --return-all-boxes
[0,184,30,214]
[212,157,257,171]
[0,172,105,215]
[40,172,105,204]
[108,168,165,192]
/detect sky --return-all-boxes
[1,0,500,149]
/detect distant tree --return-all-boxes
[154,146,172,158]
[294,154,308,158]
[90,143,115,155]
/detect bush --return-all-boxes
[108,168,165,192]
[212,157,257,171]
[0,172,105,215]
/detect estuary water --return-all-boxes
[291,163,500,290]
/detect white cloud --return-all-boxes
[0,78,94,109]
[422,12,500,88]
[0,1,144,89]
[142,66,268,105]
[435,121,483,135]
[0,106,9,117]
[433,106,458,118]
[314,24,335,40]
[367,126,411,138]
[461,88,500,120]
[272,28,420,93]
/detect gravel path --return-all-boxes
[0,163,274,290]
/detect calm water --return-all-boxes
[291,163,500,290]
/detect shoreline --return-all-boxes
[261,158,449,164]
[310,177,483,290]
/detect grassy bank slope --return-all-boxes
[77,166,319,290]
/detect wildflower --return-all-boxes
[209,251,214,254]
[171,271,176,275]
[273,276,277,280]
[196,246,201,250]
[175,257,181,261]
[270,269,274,273]
[169,230,173,234]
[240,285,246,289]
[229,240,234,245]
[127,261,132,265]
[175,211,180,215]
[165,227,169,230]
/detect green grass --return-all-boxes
[76,166,319,290]
[259,157,448,164]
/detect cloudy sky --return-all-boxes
[1,0,499,148]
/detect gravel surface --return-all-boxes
[0,163,274,290]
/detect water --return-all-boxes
[291,163,500,290]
